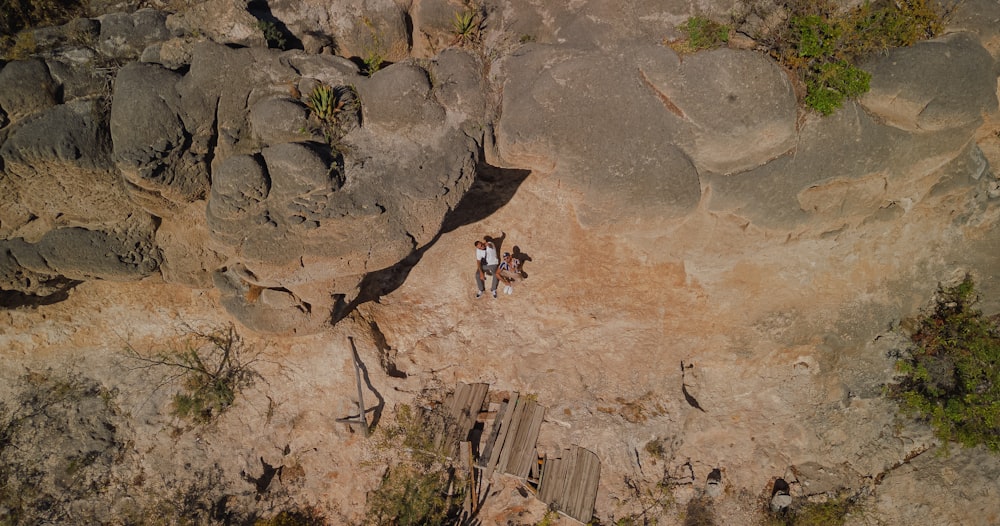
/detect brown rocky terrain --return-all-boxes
[2,0,1000,524]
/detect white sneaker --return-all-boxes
[476,290,483,298]
[504,286,513,295]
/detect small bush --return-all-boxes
[124,323,262,424]
[303,83,360,146]
[255,508,327,526]
[365,463,456,526]
[360,16,387,76]
[676,16,730,52]
[803,61,870,115]
[365,404,465,525]
[256,20,287,50]
[765,0,945,115]
[683,496,716,526]
[764,493,857,526]
[889,276,1000,452]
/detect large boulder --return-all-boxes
[0,214,160,294]
[165,0,267,48]
[110,62,211,216]
[0,60,59,122]
[650,47,798,175]
[97,9,172,59]
[265,0,410,61]
[495,44,703,225]
[1,99,141,231]
[859,32,998,132]
[705,101,991,230]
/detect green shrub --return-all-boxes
[683,496,716,526]
[365,404,464,525]
[676,16,730,52]
[362,50,384,75]
[766,0,945,115]
[365,464,456,526]
[889,276,1000,452]
[804,61,871,115]
[256,20,287,50]
[764,493,857,526]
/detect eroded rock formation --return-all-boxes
[2,0,1000,523]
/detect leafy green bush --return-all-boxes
[766,0,945,115]
[890,276,1000,452]
[0,372,124,525]
[365,464,455,526]
[683,495,716,526]
[256,20,288,50]
[803,60,871,115]
[676,16,730,52]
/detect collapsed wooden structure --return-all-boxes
[437,382,601,524]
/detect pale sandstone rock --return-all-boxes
[860,32,998,132]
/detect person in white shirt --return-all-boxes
[474,239,500,298]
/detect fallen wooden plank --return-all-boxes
[510,403,546,478]
[483,392,518,477]
[496,395,526,475]
[460,441,473,516]
[479,400,506,471]
[568,446,600,523]
[537,454,559,504]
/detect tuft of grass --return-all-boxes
[254,507,327,526]
[362,49,384,75]
[888,275,1000,453]
[5,30,37,60]
[359,16,387,76]
[764,493,856,526]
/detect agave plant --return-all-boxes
[452,9,481,46]
[306,84,338,122]
[303,83,360,146]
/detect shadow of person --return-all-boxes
[485,231,506,255]
[511,245,531,279]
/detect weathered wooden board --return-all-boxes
[538,445,601,524]
[437,382,489,455]
[505,401,545,478]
